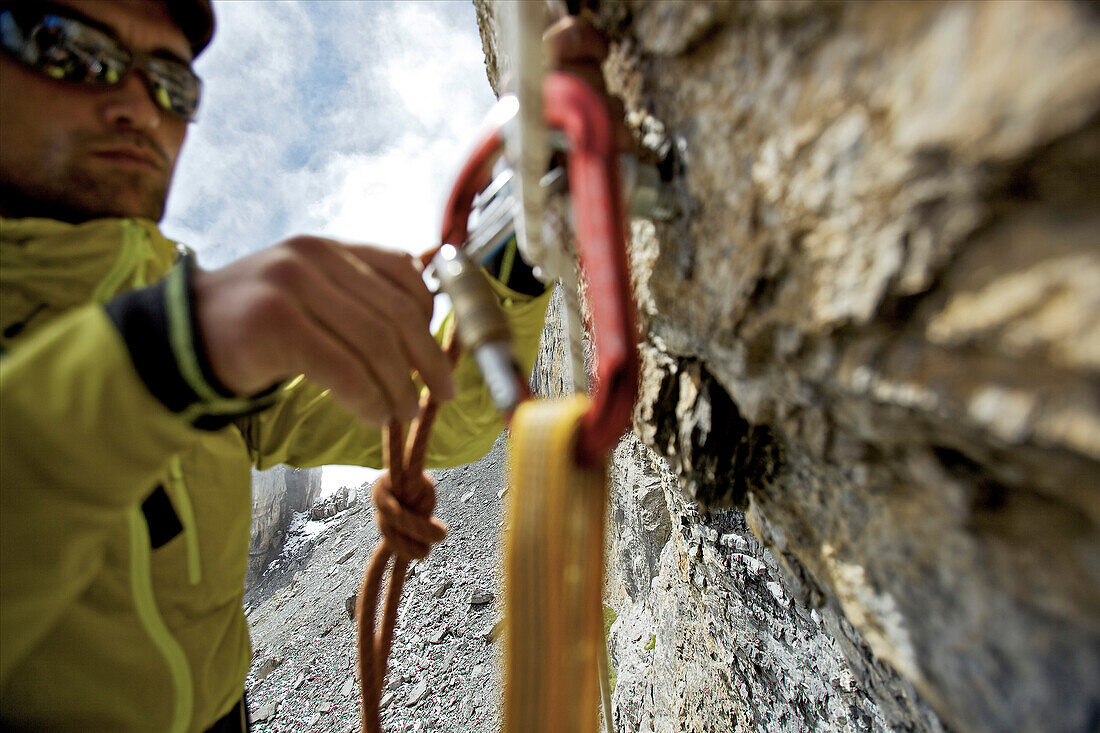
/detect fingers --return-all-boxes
[258,288,396,424]
[303,241,455,402]
[343,245,435,323]
[263,237,455,417]
[263,244,424,421]
[193,233,456,424]
[193,268,396,421]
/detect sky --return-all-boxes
[161,1,498,496]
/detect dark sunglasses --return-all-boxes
[0,6,202,121]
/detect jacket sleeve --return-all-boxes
[0,304,199,684]
[0,255,276,685]
[239,279,553,471]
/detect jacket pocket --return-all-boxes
[141,484,184,549]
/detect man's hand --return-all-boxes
[191,236,455,424]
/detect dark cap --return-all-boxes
[167,0,214,57]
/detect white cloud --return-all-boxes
[161,0,497,268]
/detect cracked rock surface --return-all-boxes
[244,440,511,732]
[479,1,1099,731]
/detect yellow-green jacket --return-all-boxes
[0,217,551,731]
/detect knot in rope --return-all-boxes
[356,332,459,733]
[370,469,443,562]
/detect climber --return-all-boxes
[0,1,557,731]
[0,0,630,730]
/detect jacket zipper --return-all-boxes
[166,455,203,586]
[127,507,194,733]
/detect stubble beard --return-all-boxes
[0,133,174,224]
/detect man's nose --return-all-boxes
[98,70,161,131]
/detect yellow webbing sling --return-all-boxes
[505,395,607,733]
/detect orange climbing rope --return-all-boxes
[352,103,517,732]
[355,330,461,733]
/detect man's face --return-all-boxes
[0,1,194,223]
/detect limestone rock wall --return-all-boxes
[478,1,1100,732]
[247,465,323,590]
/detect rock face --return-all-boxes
[606,435,944,733]
[478,2,1100,732]
[248,465,323,590]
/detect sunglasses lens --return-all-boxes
[0,9,201,122]
[21,13,130,85]
[146,59,201,121]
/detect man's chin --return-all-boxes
[0,177,169,224]
[71,167,170,222]
[26,198,165,225]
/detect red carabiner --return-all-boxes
[541,72,637,465]
[429,71,638,466]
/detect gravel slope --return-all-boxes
[244,437,511,732]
